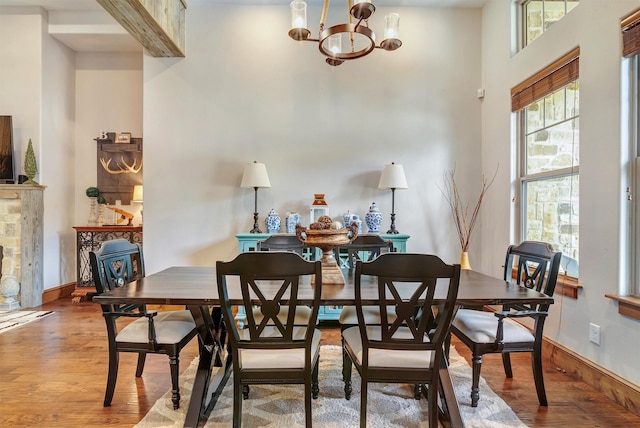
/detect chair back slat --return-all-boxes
[257,234,307,258]
[502,241,562,312]
[217,252,321,350]
[355,253,461,353]
[338,234,394,269]
[90,239,145,314]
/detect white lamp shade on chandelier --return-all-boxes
[378,162,408,190]
[241,162,271,189]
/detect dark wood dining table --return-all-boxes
[93,266,553,428]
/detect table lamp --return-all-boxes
[132,185,143,225]
[241,161,271,233]
[378,162,408,234]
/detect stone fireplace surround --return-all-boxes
[0,184,44,308]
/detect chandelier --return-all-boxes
[288,0,402,66]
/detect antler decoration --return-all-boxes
[100,156,142,175]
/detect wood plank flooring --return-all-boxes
[0,298,639,427]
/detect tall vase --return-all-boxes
[460,251,471,270]
[265,209,281,233]
[365,202,383,234]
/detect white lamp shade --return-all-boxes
[132,185,143,202]
[241,161,271,188]
[378,163,408,189]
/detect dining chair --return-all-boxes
[342,253,461,428]
[216,251,323,428]
[448,240,561,407]
[337,235,396,325]
[89,238,198,410]
[257,234,309,259]
[335,234,394,269]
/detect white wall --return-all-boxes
[142,4,484,273]
[41,17,76,290]
[480,0,640,385]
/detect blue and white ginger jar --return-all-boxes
[285,212,301,234]
[365,202,383,233]
[266,209,281,233]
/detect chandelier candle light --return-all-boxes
[241,161,271,233]
[378,162,408,234]
[288,0,402,66]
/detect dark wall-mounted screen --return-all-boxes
[0,116,15,183]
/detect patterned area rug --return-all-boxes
[0,310,54,334]
[136,345,526,428]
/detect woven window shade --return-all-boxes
[622,9,640,58]
[511,47,580,112]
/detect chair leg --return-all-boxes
[104,348,119,407]
[427,379,439,427]
[360,376,368,428]
[502,352,513,378]
[305,377,313,428]
[470,352,483,407]
[169,354,181,410]
[342,348,353,400]
[413,384,423,400]
[135,352,146,377]
[242,385,250,399]
[531,348,548,406]
[233,375,242,428]
[312,358,320,399]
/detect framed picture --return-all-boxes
[116,132,131,144]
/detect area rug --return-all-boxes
[0,310,54,334]
[136,345,526,428]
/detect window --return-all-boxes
[521,0,579,47]
[512,49,580,276]
[631,56,639,295]
[623,10,640,295]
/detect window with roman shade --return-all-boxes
[512,48,580,279]
[623,9,640,300]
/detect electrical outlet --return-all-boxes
[589,323,601,345]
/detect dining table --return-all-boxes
[93,265,554,428]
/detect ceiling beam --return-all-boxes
[96,0,186,57]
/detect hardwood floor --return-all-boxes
[1,298,639,427]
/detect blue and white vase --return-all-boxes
[352,215,363,234]
[343,211,353,229]
[285,211,301,234]
[266,209,281,233]
[365,202,383,233]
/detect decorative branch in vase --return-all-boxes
[440,166,498,269]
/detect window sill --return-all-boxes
[556,274,582,299]
[604,294,640,320]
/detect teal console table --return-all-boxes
[236,232,409,253]
[234,232,410,322]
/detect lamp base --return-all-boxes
[250,212,262,233]
[387,212,399,234]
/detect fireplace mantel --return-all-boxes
[0,184,44,308]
